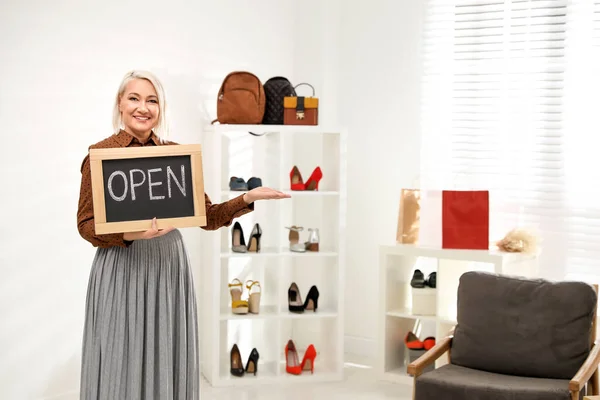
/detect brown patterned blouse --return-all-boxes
[77,130,254,248]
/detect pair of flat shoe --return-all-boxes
[229,176,262,191]
[405,331,436,350]
[410,269,436,288]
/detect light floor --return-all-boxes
[200,356,413,400]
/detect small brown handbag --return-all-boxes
[283,83,318,125]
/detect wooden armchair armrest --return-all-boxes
[570,341,600,393]
[407,335,453,378]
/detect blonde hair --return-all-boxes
[112,70,170,141]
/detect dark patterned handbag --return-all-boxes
[262,77,296,124]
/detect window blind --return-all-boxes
[562,0,600,281]
[420,0,600,281]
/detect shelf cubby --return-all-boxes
[376,243,539,385]
[279,318,342,380]
[218,318,280,382]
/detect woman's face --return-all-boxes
[119,78,159,138]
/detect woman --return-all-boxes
[77,70,289,399]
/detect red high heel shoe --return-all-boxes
[304,167,322,191]
[289,166,305,191]
[301,344,317,374]
[285,339,302,375]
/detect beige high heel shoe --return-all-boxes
[286,226,306,253]
[305,228,320,252]
[245,280,262,314]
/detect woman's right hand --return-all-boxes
[123,217,175,241]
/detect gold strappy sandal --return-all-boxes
[229,278,249,314]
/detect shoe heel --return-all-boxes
[246,280,261,314]
[249,293,261,314]
[245,348,260,376]
[305,228,320,252]
[301,344,317,374]
[304,285,319,312]
[305,297,318,312]
[303,358,315,374]
[304,167,322,191]
[247,223,262,252]
[306,242,319,252]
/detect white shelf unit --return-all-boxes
[377,243,539,385]
[199,124,347,387]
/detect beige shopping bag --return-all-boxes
[396,189,421,244]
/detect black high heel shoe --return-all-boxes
[288,282,304,313]
[232,222,247,253]
[245,348,260,375]
[247,223,262,252]
[304,285,319,312]
[230,344,244,377]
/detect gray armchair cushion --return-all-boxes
[415,364,582,400]
[451,271,596,379]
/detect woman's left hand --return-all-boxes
[243,187,291,204]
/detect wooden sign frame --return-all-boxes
[89,144,207,234]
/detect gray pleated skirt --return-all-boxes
[80,229,199,400]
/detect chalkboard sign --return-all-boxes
[89,144,206,234]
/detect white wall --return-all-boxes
[338,1,427,356]
[0,0,427,397]
[0,1,307,399]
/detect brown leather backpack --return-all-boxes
[212,71,265,125]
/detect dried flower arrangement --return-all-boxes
[496,227,540,254]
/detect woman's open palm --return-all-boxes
[244,187,291,203]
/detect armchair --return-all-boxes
[407,271,600,400]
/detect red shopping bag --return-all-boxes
[442,190,489,250]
